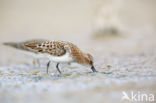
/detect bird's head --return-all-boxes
[84,53,97,72]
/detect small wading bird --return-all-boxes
[24,40,97,74]
[3,40,97,74]
[3,39,49,67]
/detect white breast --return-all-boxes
[18,49,73,63]
[46,52,74,63]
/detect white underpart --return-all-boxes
[46,52,74,63]
[18,50,73,63]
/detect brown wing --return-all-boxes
[3,39,47,53]
[24,41,66,56]
[21,39,47,51]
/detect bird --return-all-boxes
[24,40,97,74]
[3,39,49,67]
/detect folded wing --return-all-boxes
[24,41,66,56]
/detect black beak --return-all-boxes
[91,65,97,72]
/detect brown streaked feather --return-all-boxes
[70,45,86,64]
[60,41,86,64]
[24,43,37,49]
[25,41,66,56]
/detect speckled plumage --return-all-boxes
[25,40,97,73]
[25,41,91,64]
[25,41,66,56]
[4,40,97,74]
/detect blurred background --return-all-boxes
[0,0,155,41]
[0,0,156,103]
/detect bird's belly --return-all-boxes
[18,50,73,63]
[47,53,73,63]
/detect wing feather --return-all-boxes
[24,41,66,56]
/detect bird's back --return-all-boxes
[25,41,67,56]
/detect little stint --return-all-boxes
[24,40,97,74]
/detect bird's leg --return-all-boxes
[32,58,36,68]
[91,65,97,72]
[36,58,40,68]
[56,63,62,74]
[46,61,51,74]
[33,58,39,68]
[68,63,71,65]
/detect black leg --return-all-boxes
[56,63,62,74]
[47,61,51,74]
[91,65,97,72]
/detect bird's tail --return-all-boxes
[3,42,18,48]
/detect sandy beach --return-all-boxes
[0,0,156,103]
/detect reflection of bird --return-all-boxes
[3,39,49,67]
[121,91,130,101]
[24,40,97,74]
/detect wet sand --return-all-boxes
[0,33,156,103]
[0,0,156,103]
